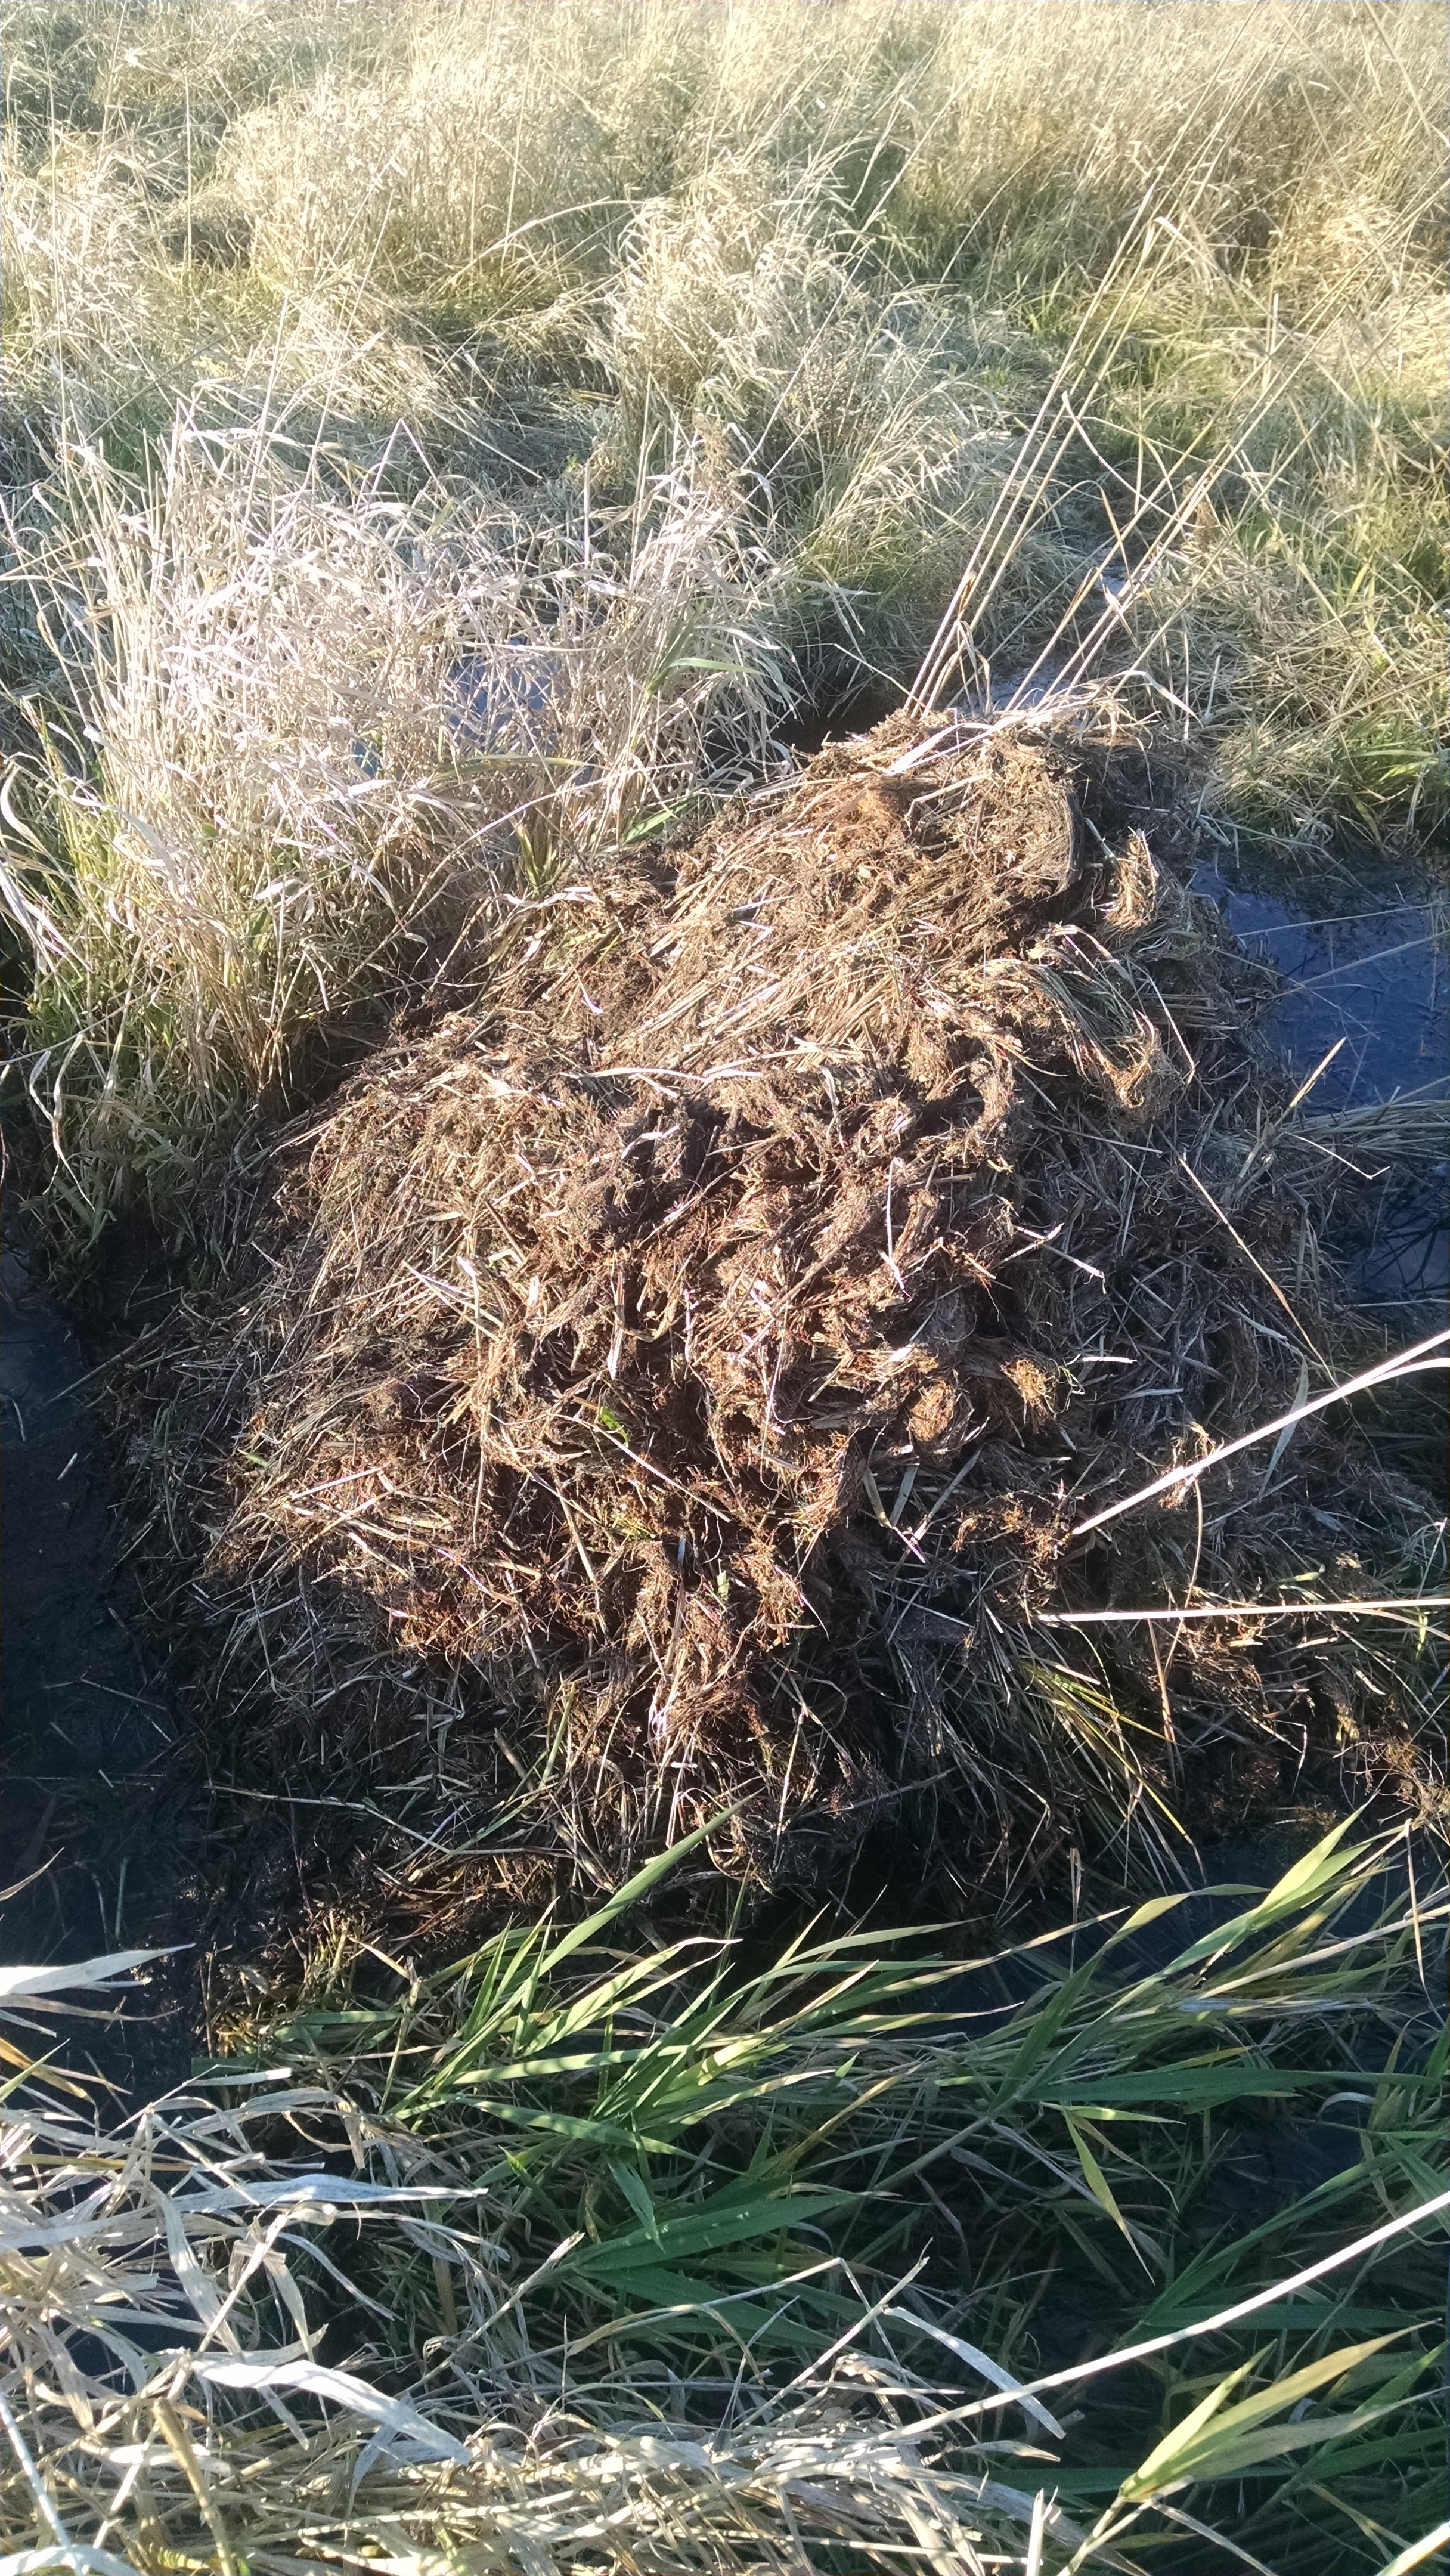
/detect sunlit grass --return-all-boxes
[4,1825,1445,2571]
[1,1,1442,1244]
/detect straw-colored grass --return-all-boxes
[1,1,1444,1245]
[1,420,787,1247]
[4,1827,1446,2572]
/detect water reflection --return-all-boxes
[1193,866,1448,1307]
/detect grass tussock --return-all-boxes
[124,719,1443,1916]
[2,422,787,1248]
[3,1829,1446,2574]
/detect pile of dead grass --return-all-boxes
[145,715,1439,1912]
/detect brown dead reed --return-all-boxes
[148,716,1440,1919]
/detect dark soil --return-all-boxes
[0,1240,204,2097]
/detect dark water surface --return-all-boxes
[1193,863,1448,1307]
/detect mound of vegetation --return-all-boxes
[140,716,1436,1916]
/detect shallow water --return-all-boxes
[1192,863,1448,1308]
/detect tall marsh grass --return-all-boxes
[2,420,786,1243]
[1,0,1443,1246]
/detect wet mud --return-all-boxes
[1,1246,203,2095]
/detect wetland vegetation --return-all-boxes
[1,7,1445,2568]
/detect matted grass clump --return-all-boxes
[153,714,1438,1909]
